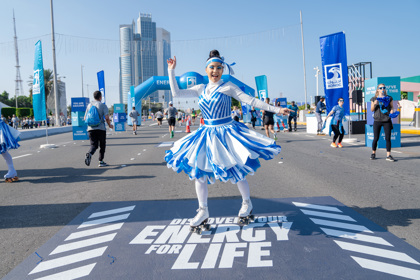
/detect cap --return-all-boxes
[169,101,173,105]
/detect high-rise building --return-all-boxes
[119,14,171,105]
[157,27,172,106]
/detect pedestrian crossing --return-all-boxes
[27,205,135,280]
[293,201,420,279]
[157,141,174,147]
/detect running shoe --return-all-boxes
[330,142,337,148]
[337,143,343,148]
[370,154,376,160]
[85,153,91,166]
[98,161,108,167]
[386,155,395,162]
[274,133,277,141]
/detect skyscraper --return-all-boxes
[119,14,171,105]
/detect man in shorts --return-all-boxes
[129,106,140,135]
[155,110,163,126]
[165,101,177,138]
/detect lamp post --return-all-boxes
[314,66,321,97]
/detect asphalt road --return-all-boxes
[1,121,419,278]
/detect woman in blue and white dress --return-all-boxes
[0,118,20,182]
[166,50,292,228]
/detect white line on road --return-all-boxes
[12,154,32,159]
[50,233,117,255]
[300,209,355,221]
[78,213,131,229]
[33,263,96,280]
[130,158,135,160]
[29,247,107,275]
[293,202,342,213]
[335,241,419,264]
[321,227,393,246]
[310,218,372,233]
[88,205,136,219]
[66,223,124,241]
[351,256,420,279]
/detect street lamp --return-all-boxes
[314,66,321,97]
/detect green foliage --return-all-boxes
[16,108,32,118]
[231,97,241,109]
[1,107,16,118]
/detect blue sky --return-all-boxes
[0,0,419,107]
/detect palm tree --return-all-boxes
[27,69,58,105]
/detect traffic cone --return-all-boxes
[185,117,191,133]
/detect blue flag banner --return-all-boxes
[32,40,46,121]
[255,75,268,100]
[320,32,349,115]
[97,70,105,104]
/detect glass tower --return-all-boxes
[119,13,169,104]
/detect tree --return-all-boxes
[10,96,33,108]
[27,69,60,105]
[0,91,13,106]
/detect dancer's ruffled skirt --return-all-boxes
[0,122,20,154]
[165,121,281,184]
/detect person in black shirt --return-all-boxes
[370,84,395,161]
[261,98,277,140]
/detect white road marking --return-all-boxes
[29,247,107,274]
[78,213,131,229]
[293,202,342,213]
[88,206,136,219]
[65,223,124,241]
[320,228,393,246]
[33,263,96,280]
[137,153,141,156]
[130,158,135,160]
[50,233,117,255]
[310,218,372,233]
[335,241,419,264]
[12,154,32,159]
[300,209,356,221]
[351,256,420,279]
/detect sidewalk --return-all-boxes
[17,126,72,140]
[401,121,420,135]
[296,121,420,135]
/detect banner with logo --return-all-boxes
[32,40,47,121]
[255,75,268,100]
[97,70,105,104]
[320,32,349,115]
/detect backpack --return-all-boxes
[86,104,101,127]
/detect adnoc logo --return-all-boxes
[33,69,41,95]
[324,63,343,89]
[187,77,196,88]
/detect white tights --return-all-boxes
[195,178,251,208]
[2,151,17,178]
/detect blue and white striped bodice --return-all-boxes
[198,84,231,120]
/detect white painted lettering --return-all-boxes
[219,243,247,268]
[187,229,212,244]
[225,217,234,224]
[269,222,293,241]
[172,244,199,269]
[156,245,171,254]
[154,225,190,244]
[130,225,165,244]
[215,218,226,224]
[168,245,182,254]
[145,245,159,254]
[241,223,266,242]
[170,219,182,225]
[212,224,240,243]
[248,242,273,267]
[201,244,222,269]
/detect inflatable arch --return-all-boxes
[127,72,255,125]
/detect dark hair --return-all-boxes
[93,90,102,100]
[208,49,221,60]
[265,97,270,103]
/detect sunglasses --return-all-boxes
[378,87,386,90]
[338,100,344,102]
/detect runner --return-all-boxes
[129,106,140,135]
[155,110,163,126]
